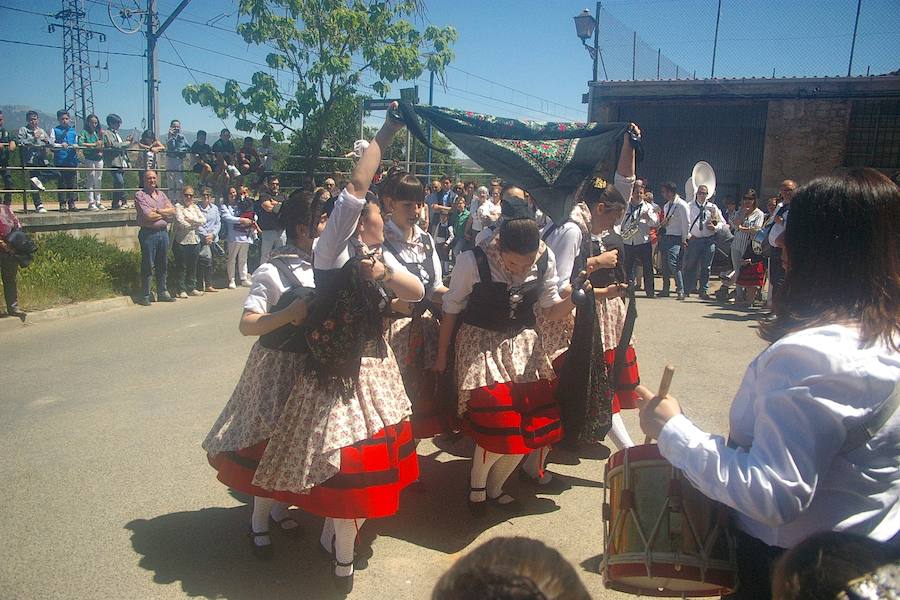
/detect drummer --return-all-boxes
[637,169,900,599]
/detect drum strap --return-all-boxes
[840,383,899,454]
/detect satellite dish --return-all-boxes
[108,1,146,35]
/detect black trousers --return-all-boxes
[623,241,654,296]
[0,167,12,205]
[724,530,785,600]
[1,252,19,313]
[172,243,200,294]
[57,169,77,206]
[769,247,786,306]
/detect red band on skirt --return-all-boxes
[462,380,563,454]
[737,261,766,288]
[409,368,459,439]
[604,346,641,410]
[207,420,418,519]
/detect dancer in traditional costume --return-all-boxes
[436,190,581,515]
[202,189,321,557]
[204,107,422,594]
[526,126,642,485]
[380,168,452,438]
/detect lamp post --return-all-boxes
[573,3,604,82]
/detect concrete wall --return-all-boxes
[19,212,141,252]
[759,99,852,196]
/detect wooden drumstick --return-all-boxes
[644,365,675,444]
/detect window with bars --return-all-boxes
[845,98,900,169]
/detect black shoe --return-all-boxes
[677,292,685,301]
[645,292,655,298]
[658,291,670,298]
[467,486,487,517]
[58,204,68,212]
[248,530,274,561]
[68,204,79,212]
[699,292,711,300]
[157,292,176,302]
[333,563,354,595]
[8,308,26,322]
[136,297,152,306]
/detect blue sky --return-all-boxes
[1,0,897,134]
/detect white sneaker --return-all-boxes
[177,291,188,299]
[240,280,253,287]
[227,282,237,289]
[88,204,100,211]
[36,206,47,214]
[30,177,46,191]
[97,203,108,210]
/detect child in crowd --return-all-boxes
[52,109,79,212]
[433,208,455,274]
[78,114,106,211]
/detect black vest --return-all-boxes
[382,233,437,296]
[572,236,624,288]
[461,246,549,333]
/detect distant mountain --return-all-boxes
[0,105,60,130]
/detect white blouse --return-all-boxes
[658,323,900,549]
[383,219,443,300]
[244,251,315,315]
[442,245,562,315]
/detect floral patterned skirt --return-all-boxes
[386,315,456,438]
[204,339,416,518]
[455,323,562,454]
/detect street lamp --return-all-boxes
[573,3,604,83]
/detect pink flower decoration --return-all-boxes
[558,124,568,132]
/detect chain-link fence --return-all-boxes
[598,0,898,81]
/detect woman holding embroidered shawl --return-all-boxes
[436,190,581,516]
[204,106,422,595]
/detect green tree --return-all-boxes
[182,0,457,180]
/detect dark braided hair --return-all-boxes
[278,189,320,241]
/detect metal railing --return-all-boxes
[2,147,489,213]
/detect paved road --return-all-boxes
[0,286,768,600]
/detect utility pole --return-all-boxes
[426,68,435,180]
[847,0,862,77]
[49,0,105,129]
[146,0,193,135]
[711,0,722,78]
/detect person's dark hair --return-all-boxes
[141,129,155,142]
[26,110,39,120]
[244,136,254,144]
[196,129,207,138]
[772,531,900,600]
[499,218,540,255]
[741,189,758,208]
[432,537,590,600]
[761,168,900,351]
[381,167,424,204]
[441,174,451,183]
[85,114,101,133]
[220,128,230,135]
[56,109,69,119]
[279,189,318,241]
[360,191,383,222]
[106,113,122,127]
[581,176,626,208]
[661,181,678,195]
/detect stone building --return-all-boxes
[586,75,900,200]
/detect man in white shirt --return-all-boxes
[619,180,659,297]
[767,179,795,308]
[658,182,690,299]
[682,185,725,299]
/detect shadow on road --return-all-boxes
[702,307,765,323]
[126,505,353,600]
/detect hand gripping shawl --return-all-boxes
[395,102,628,225]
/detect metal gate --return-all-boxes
[613,101,768,204]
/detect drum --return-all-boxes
[602,444,737,597]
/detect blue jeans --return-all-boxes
[682,237,715,294]
[139,228,170,299]
[659,234,684,293]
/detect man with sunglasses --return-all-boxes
[682,184,726,300]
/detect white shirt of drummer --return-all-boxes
[442,245,562,315]
[658,323,900,549]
